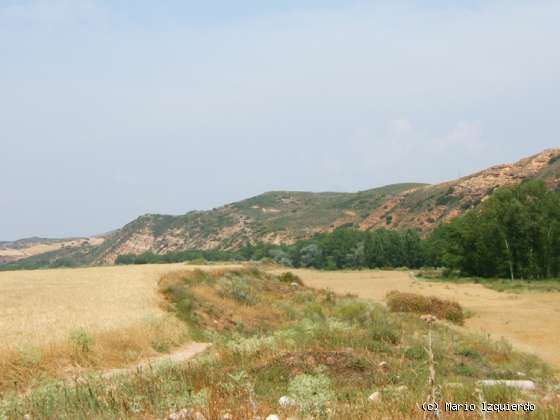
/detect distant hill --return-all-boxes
[90,183,424,264]
[2,148,559,267]
[0,237,104,265]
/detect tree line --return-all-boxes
[115,249,242,265]
[426,180,560,279]
[239,228,425,270]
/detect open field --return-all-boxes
[0,263,241,391]
[0,263,184,348]
[281,269,560,370]
[0,263,238,348]
[2,263,558,370]
[2,267,558,419]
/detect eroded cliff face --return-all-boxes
[360,148,560,233]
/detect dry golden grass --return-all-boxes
[386,290,465,324]
[0,263,241,348]
[272,268,560,370]
[0,263,241,391]
[0,315,188,391]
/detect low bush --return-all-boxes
[278,271,304,286]
[69,328,94,354]
[303,302,326,322]
[219,276,258,305]
[186,257,207,265]
[335,301,371,325]
[288,372,335,417]
[367,318,401,345]
[386,291,464,325]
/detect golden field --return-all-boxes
[0,263,186,348]
[2,264,559,366]
[0,263,240,391]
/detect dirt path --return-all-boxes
[101,342,211,379]
[277,269,560,370]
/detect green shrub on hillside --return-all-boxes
[219,276,258,305]
[288,372,335,418]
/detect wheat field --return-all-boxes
[0,263,244,391]
[0,263,181,348]
[0,263,242,349]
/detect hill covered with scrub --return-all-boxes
[118,179,560,280]
[2,148,559,269]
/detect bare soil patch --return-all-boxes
[254,350,373,378]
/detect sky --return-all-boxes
[1,0,559,240]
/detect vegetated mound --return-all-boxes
[3,267,558,419]
[386,291,465,325]
[158,268,316,335]
[0,238,107,270]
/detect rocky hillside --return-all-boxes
[0,237,104,264]
[2,149,559,266]
[360,148,560,232]
[90,183,423,264]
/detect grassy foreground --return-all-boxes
[1,268,559,419]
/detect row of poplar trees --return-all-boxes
[427,180,560,279]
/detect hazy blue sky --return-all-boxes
[1,0,559,240]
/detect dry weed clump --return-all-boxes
[277,271,304,286]
[386,291,465,324]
